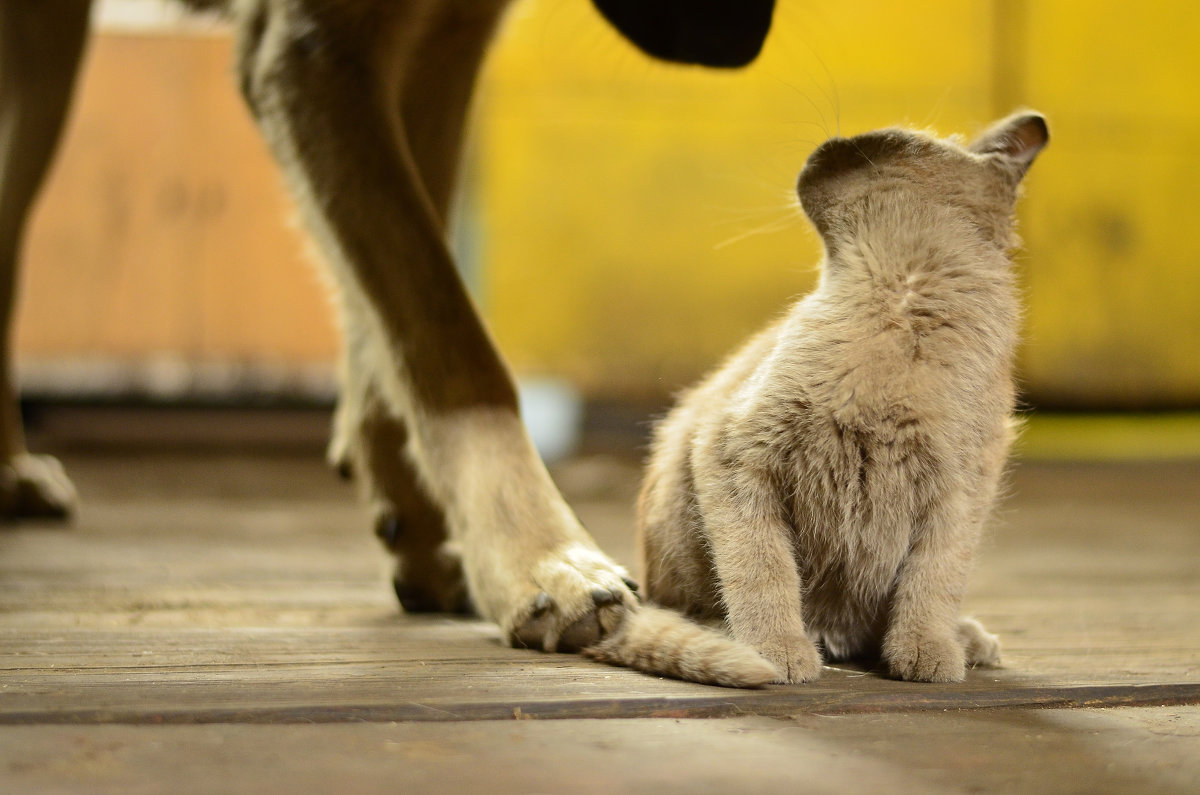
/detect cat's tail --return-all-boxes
[583,604,778,688]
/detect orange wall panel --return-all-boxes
[16,32,338,381]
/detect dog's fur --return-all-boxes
[0,0,775,656]
[597,114,1047,684]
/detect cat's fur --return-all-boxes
[590,112,1048,685]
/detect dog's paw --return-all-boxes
[326,436,354,480]
[506,544,639,652]
[376,514,473,614]
[0,454,77,520]
[392,552,474,616]
[883,628,966,683]
[325,400,355,480]
[754,633,823,684]
[958,616,1001,667]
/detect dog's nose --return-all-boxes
[590,0,776,68]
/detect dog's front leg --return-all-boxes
[324,0,509,614]
[0,1,91,518]
[236,0,633,650]
[331,300,472,615]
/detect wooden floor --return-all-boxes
[2,428,1199,792]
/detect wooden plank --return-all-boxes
[3,679,1200,726]
[2,451,1198,727]
[3,709,1200,794]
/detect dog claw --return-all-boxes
[393,580,437,613]
[393,576,473,615]
[620,578,643,603]
[557,612,603,653]
[375,515,402,548]
[590,588,619,606]
[511,603,555,650]
[388,538,472,615]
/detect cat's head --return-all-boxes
[797,112,1048,252]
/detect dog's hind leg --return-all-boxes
[322,2,493,611]
[323,0,510,615]
[0,0,91,518]
[333,294,472,615]
[237,0,634,650]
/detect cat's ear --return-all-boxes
[969,111,1049,177]
[798,130,913,237]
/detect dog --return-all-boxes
[0,0,775,654]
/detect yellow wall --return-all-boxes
[475,0,1200,406]
[1019,1,1200,406]
[18,1,1200,407]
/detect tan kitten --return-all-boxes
[592,112,1048,685]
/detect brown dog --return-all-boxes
[0,0,774,652]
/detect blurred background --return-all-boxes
[15,0,1200,461]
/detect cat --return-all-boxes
[587,111,1048,685]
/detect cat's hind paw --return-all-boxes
[958,616,1001,667]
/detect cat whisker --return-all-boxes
[714,213,803,250]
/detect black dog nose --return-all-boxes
[591,0,776,68]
